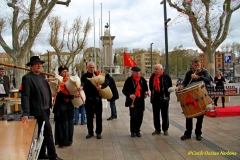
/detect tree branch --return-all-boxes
[0,34,13,57]
[8,1,21,51]
[57,0,71,6]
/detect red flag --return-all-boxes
[124,52,137,67]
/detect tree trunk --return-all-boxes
[206,48,215,78]
[10,52,29,88]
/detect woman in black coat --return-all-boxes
[105,73,119,120]
[214,70,226,107]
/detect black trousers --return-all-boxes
[184,114,204,136]
[129,103,144,133]
[152,99,169,132]
[214,97,225,106]
[36,108,57,159]
[85,99,103,135]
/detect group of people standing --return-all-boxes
[20,56,119,160]
[19,55,223,160]
[122,57,215,142]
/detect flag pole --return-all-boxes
[124,51,126,81]
[93,0,96,66]
[109,11,112,76]
[100,3,103,71]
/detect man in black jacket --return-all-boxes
[21,56,62,160]
[106,73,119,120]
[178,57,210,141]
[149,64,172,136]
[81,62,103,139]
[122,66,149,138]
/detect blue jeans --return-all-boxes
[110,101,117,118]
[74,104,86,124]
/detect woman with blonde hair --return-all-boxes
[214,70,226,107]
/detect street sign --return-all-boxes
[225,54,231,63]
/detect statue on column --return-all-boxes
[114,53,118,66]
[104,23,110,36]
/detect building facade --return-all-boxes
[40,51,79,75]
[199,51,235,78]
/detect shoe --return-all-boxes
[74,123,78,125]
[196,135,202,141]
[49,156,63,160]
[86,134,93,139]
[181,135,191,140]
[131,133,136,137]
[136,133,141,137]
[152,130,161,135]
[97,134,102,139]
[164,131,169,135]
[81,122,86,125]
[107,117,114,121]
[38,154,49,159]
[214,103,218,106]
[58,145,65,148]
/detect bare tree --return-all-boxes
[0,0,71,87]
[48,16,92,68]
[167,0,240,76]
[230,42,240,57]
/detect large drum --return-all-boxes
[176,81,212,118]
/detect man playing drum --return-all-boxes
[178,57,211,141]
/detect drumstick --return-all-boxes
[188,70,197,85]
[73,82,85,104]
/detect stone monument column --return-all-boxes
[100,28,115,67]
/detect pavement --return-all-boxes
[51,86,240,160]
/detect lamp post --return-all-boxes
[83,59,88,73]
[47,50,50,78]
[222,53,225,77]
[160,0,171,74]
[150,43,153,73]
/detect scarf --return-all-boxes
[153,72,163,92]
[59,76,70,102]
[132,75,141,98]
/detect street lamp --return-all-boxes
[160,0,171,74]
[150,43,153,73]
[47,50,50,77]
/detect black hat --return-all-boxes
[131,66,141,72]
[58,65,68,73]
[26,56,45,66]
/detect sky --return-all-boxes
[0,0,240,54]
